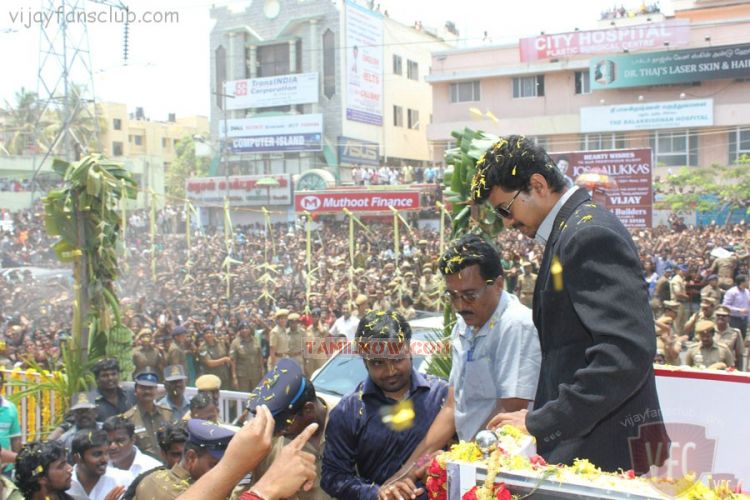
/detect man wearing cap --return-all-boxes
[269,309,291,369]
[50,392,101,451]
[354,294,369,317]
[652,267,673,314]
[418,266,440,310]
[198,327,232,390]
[132,329,164,380]
[166,326,189,377]
[287,313,306,370]
[230,321,264,392]
[121,368,174,461]
[670,265,690,335]
[714,305,744,370]
[516,261,537,308]
[158,365,190,421]
[245,359,330,500]
[686,320,734,370]
[700,274,722,306]
[328,303,358,342]
[133,419,235,500]
[684,297,716,340]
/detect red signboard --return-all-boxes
[294,190,421,213]
[549,148,652,228]
[519,20,690,62]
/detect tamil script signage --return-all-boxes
[186,174,292,207]
[225,73,319,110]
[338,136,380,166]
[345,0,383,125]
[519,19,690,62]
[294,190,420,213]
[221,114,323,153]
[590,43,750,90]
[550,148,652,228]
[580,98,713,133]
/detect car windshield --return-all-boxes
[311,328,440,397]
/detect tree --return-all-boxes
[166,136,211,199]
[42,83,106,159]
[1,87,46,155]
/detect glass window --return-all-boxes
[407,60,419,81]
[323,30,336,99]
[112,142,123,156]
[575,70,590,95]
[257,43,290,77]
[449,81,480,103]
[581,133,626,151]
[512,75,544,98]
[113,118,122,131]
[134,135,143,146]
[408,109,420,130]
[393,105,403,127]
[650,130,697,167]
[393,54,402,75]
[729,128,750,164]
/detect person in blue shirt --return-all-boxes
[321,311,448,500]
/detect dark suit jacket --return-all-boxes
[526,188,670,473]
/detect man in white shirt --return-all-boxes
[103,416,162,482]
[67,429,131,500]
[328,303,359,341]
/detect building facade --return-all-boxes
[426,0,750,178]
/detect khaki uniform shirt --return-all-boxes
[287,326,306,367]
[199,340,231,388]
[305,325,329,377]
[132,347,162,376]
[270,325,290,356]
[700,284,722,305]
[517,273,537,307]
[716,326,743,369]
[134,462,191,500]
[166,342,186,369]
[121,404,174,461]
[670,274,687,302]
[230,336,262,392]
[686,342,735,369]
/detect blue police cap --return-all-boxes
[134,368,159,387]
[246,359,308,433]
[186,419,235,459]
[172,326,188,337]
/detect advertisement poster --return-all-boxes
[345,0,383,125]
[550,148,653,228]
[294,190,420,213]
[221,114,323,153]
[225,73,319,110]
[590,43,750,90]
[580,99,713,132]
[186,174,292,206]
[338,136,380,166]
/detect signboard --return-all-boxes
[345,0,383,125]
[580,99,713,133]
[186,174,292,206]
[225,73,319,110]
[221,114,323,153]
[590,43,750,90]
[338,136,380,166]
[550,148,652,228]
[294,190,420,213]
[519,20,690,62]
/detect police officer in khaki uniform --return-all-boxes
[198,326,232,390]
[714,305,744,370]
[121,369,174,461]
[269,309,290,368]
[685,320,735,370]
[683,297,716,340]
[134,419,235,500]
[417,266,441,310]
[304,308,329,378]
[287,313,306,368]
[230,321,264,392]
[517,261,537,308]
[132,329,164,380]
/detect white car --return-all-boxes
[311,314,446,409]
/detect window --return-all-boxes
[393,105,403,127]
[257,43,290,77]
[729,128,750,164]
[134,135,143,146]
[393,54,402,75]
[407,60,419,81]
[113,118,122,131]
[512,75,544,98]
[575,70,590,95]
[112,141,123,156]
[322,29,336,99]
[450,81,481,103]
[650,130,698,167]
[407,109,420,130]
[215,45,226,109]
[162,138,170,149]
[580,133,625,151]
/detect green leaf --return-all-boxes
[52,158,70,178]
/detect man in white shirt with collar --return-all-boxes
[103,416,162,482]
[67,429,131,500]
[328,302,359,341]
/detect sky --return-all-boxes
[0,0,672,120]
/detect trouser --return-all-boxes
[675,302,688,335]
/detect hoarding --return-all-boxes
[550,148,652,228]
[338,136,380,166]
[186,174,292,206]
[590,43,750,90]
[221,114,323,153]
[294,190,420,213]
[519,20,690,62]
[580,99,713,133]
[345,0,383,125]
[225,73,319,110]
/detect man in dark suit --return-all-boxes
[475,135,669,474]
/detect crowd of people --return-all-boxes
[599,2,661,20]
[349,164,444,186]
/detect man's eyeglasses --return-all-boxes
[493,190,521,219]
[443,282,493,303]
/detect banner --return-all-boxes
[338,136,380,166]
[590,43,750,90]
[550,148,652,228]
[186,174,292,206]
[221,114,323,153]
[294,190,420,213]
[225,73,319,110]
[580,98,713,133]
[345,0,383,125]
[520,20,690,62]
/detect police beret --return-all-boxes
[714,305,730,315]
[186,419,235,459]
[246,359,308,434]
[695,319,715,334]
